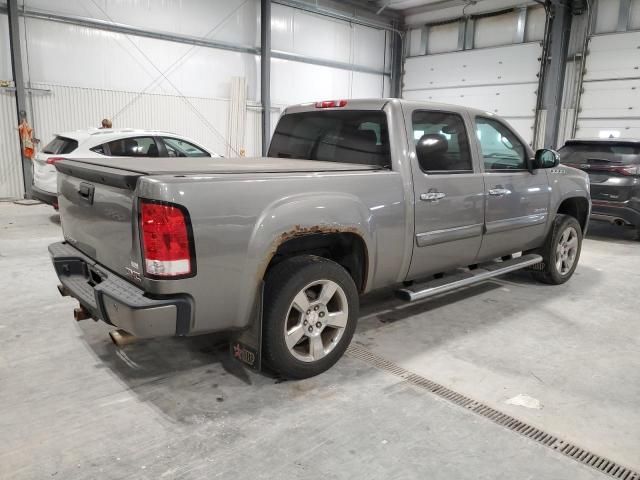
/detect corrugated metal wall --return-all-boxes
[28,83,238,157]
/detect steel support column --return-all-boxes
[7,0,31,197]
[261,0,271,156]
[540,1,572,148]
[390,26,403,98]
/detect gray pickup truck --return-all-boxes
[50,99,590,379]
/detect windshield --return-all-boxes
[268,110,391,168]
[559,142,640,165]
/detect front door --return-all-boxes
[407,109,485,280]
[474,116,550,260]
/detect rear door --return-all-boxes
[406,108,485,279]
[474,116,549,259]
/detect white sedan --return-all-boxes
[32,129,218,207]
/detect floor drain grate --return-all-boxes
[346,344,639,480]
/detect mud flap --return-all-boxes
[229,282,263,371]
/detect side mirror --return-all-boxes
[533,148,560,169]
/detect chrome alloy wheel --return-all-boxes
[555,226,578,275]
[283,279,349,362]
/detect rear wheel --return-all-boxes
[530,214,582,285]
[262,255,359,379]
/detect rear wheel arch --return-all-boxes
[264,231,369,293]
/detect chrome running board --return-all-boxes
[396,254,543,302]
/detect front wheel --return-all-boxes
[530,214,583,285]
[262,255,359,379]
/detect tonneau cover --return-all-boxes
[58,156,384,175]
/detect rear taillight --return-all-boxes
[613,165,640,176]
[315,99,347,108]
[46,157,65,165]
[139,200,195,278]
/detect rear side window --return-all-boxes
[105,137,159,157]
[42,136,78,155]
[162,137,210,157]
[268,110,391,168]
[412,111,473,173]
[559,143,640,165]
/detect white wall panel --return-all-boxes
[351,72,385,99]
[594,0,621,34]
[427,22,459,54]
[583,32,640,82]
[575,119,640,139]
[577,31,640,139]
[353,24,388,71]
[21,17,260,100]
[271,4,350,64]
[0,92,24,199]
[524,6,546,42]
[631,0,640,30]
[403,43,541,143]
[403,83,537,118]
[22,0,260,47]
[271,58,351,105]
[474,10,520,48]
[1,13,11,80]
[404,43,542,90]
[408,28,423,56]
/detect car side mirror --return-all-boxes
[533,148,560,169]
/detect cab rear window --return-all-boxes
[268,111,391,168]
[42,136,78,155]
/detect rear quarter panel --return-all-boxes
[138,169,407,334]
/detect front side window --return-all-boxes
[476,117,527,171]
[268,110,391,168]
[163,137,210,157]
[106,137,159,157]
[412,111,473,173]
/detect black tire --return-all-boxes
[262,255,359,379]
[530,214,583,285]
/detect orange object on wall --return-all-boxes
[18,119,35,159]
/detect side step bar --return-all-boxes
[396,254,543,302]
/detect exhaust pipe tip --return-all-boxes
[613,219,626,227]
[57,284,70,297]
[73,306,90,321]
[109,329,137,347]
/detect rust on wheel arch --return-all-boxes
[257,224,368,290]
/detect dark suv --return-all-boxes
[559,139,640,239]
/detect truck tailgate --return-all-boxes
[56,160,143,279]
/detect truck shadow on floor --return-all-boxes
[78,265,602,424]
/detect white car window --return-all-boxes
[162,137,210,157]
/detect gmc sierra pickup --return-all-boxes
[50,99,591,379]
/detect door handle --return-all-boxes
[488,188,512,197]
[420,192,446,202]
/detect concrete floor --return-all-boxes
[0,201,638,479]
